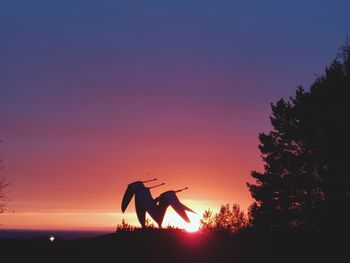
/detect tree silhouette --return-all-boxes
[0,176,10,214]
[248,44,350,229]
[200,209,215,231]
[0,141,10,214]
[200,203,248,233]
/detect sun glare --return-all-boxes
[161,208,200,232]
[184,221,200,233]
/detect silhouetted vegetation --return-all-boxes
[248,44,350,230]
[0,141,10,214]
[1,228,347,263]
[144,218,156,229]
[200,203,248,233]
[0,176,9,214]
[115,219,134,232]
[115,218,157,232]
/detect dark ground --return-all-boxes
[0,228,347,263]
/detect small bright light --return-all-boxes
[49,236,55,242]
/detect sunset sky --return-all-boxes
[1,1,350,230]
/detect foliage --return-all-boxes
[145,218,156,229]
[0,141,10,214]
[0,176,10,214]
[166,224,180,230]
[248,44,350,229]
[200,209,215,231]
[116,219,134,232]
[200,203,248,233]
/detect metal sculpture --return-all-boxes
[121,180,196,228]
[154,187,196,228]
[121,179,164,227]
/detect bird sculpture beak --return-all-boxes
[141,178,157,183]
[148,182,165,189]
[175,187,188,193]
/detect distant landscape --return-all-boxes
[0,229,110,239]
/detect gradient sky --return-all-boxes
[1,1,349,230]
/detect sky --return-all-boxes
[1,0,350,231]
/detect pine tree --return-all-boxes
[248,44,350,229]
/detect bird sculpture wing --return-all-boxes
[156,197,170,227]
[181,203,196,214]
[135,195,146,227]
[135,188,159,223]
[121,186,134,212]
[165,193,190,223]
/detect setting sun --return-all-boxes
[184,222,200,233]
[160,208,200,232]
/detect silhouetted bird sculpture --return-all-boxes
[121,179,164,228]
[154,187,196,228]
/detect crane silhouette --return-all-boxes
[121,180,196,228]
[121,179,164,228]
[154,187,196,228]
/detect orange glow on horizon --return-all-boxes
[184,221,200,233]
[159,207,201,232]
[1,128,261,230]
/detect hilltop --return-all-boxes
[0,228,347,263]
